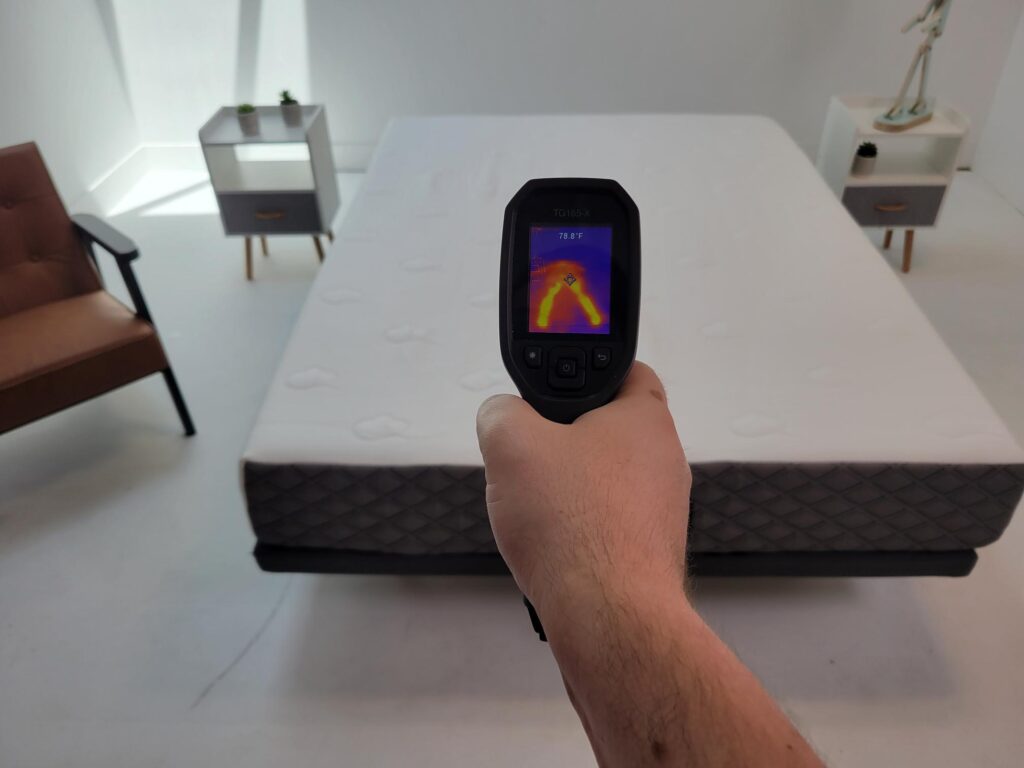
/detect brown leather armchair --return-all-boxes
[0,142,194,436]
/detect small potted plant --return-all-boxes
[851,141,878,176]
[279,90,302,126]
[237,103,259,136]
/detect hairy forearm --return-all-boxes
[544,577,823,768]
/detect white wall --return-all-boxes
[6,1,1018,181]
[111,0,242,144]
[107,0,1024,168]
[976,9,1024,211]
[0,0,139,205]
[311,0,1024,165]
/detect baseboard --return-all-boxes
[84,141,373,215]
[143,141,373,171]
[141,143,208,172]
[79,144,204,216]
[76,145,150,215]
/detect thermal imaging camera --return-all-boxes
[500,178,641,425]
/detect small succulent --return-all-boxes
[279,90,298,105]
[857,141,878,158]
[237,103,256,114]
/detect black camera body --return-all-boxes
[499,178,641,424]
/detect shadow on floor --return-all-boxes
[279,574,567,701]
[272,570,955,705]
[0,389,193,550]
[691,576,955,701]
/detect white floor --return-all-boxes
[1,171,1023,767]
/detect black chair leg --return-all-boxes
[162,368,196,436]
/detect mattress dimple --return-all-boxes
[286,367,339,390]
[320,287,364,304]
[353,415,410,441]
[384,325,430,343]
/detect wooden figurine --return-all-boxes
[875,0,953,132]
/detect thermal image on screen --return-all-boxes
[528,226,612,334]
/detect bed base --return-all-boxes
[253,543,977,578]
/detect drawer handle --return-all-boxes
[255,210,286,221]
[874,203,909,213]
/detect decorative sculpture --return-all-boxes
[875,0,953,132]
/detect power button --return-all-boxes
[548,347,586,390]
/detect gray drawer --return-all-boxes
[217,192,322,235]
[841,185,945,228]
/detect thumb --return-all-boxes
[614,361,667,404]
[476,394,550,466]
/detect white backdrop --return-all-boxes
[2,0,1022,195]
[112,0,1024,166]
[976,10,1024,211]
[0,1,139,202]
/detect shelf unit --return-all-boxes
[817,95,968,273]
[199,105,340,280]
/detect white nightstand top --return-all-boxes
[838,95,969,139]
[199,105,323,145]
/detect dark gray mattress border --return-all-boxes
[252,543,980,578]
[243,461,1024,555]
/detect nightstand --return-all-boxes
[817,95,968,272]
[199,105,340,280]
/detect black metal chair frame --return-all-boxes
[70,214,195,437]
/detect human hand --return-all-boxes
[476,362,692,623]
[479,364,825,767]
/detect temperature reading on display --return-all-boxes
[558,231,585,240]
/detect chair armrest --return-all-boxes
[71,213,153,323]
[72,214,139,262]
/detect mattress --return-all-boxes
[242,115,1024,562]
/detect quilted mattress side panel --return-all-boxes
[243,462,1024,555]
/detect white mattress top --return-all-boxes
[244,115,1023,466]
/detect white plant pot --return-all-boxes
[851,154,877,177]
[281,103,303,127]
[237,111,260,136]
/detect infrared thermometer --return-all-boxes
[498,178,641,639]
[499,178,641,424]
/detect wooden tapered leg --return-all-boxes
[902,229,914,273]
[260,236,269,256]
[245,236,253,280]
[883,229,893,249]
[313,236,325,263]
[327,229,335,243]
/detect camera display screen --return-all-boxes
[527,225,612,334]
